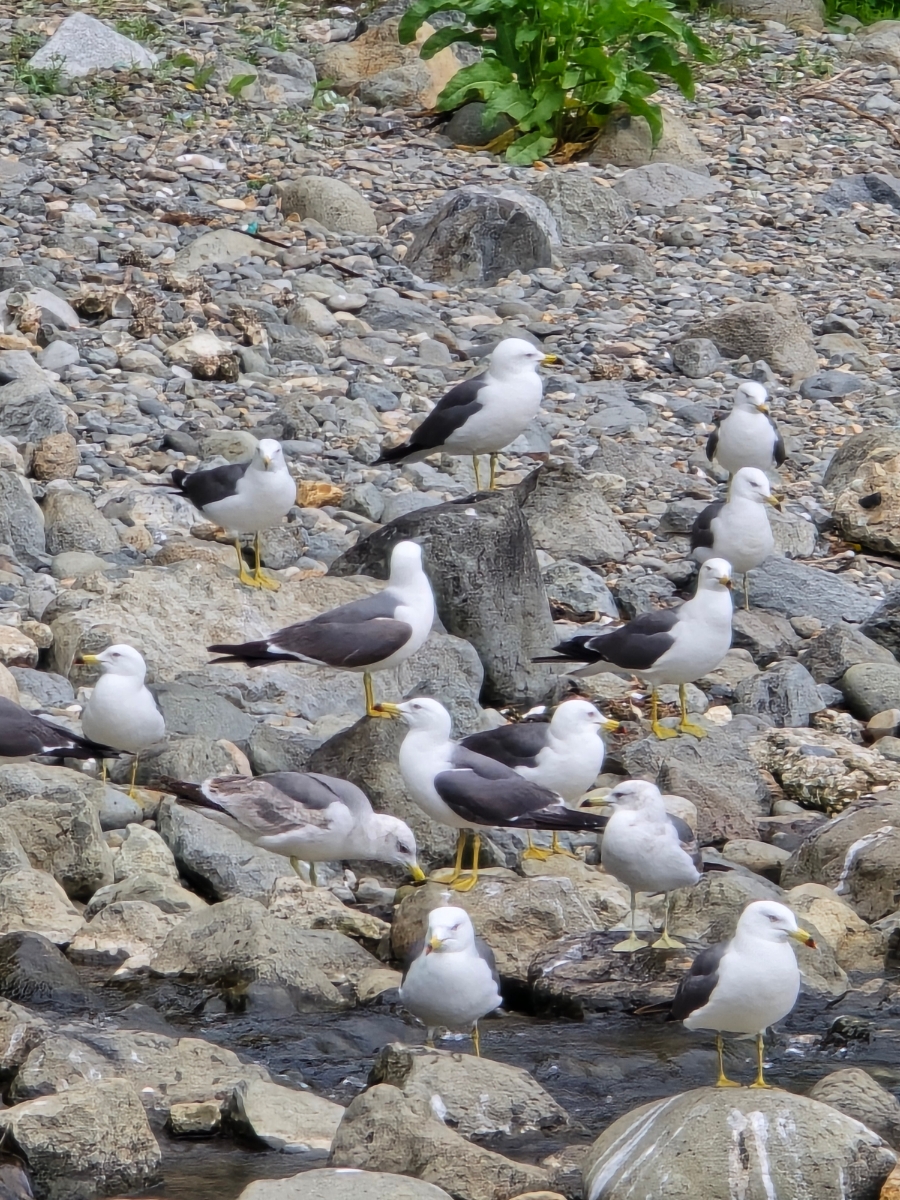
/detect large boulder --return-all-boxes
[26,12,158,78]
[582,1088,894,1200]
[686,296,818,378]
[0,870,83,945]
[0,932,92,1011]
[532,171,633,242]
[809,1069,900,1148]
[0,470,45,564]
[239,1169,454,1200]
[746,558,877,624]
[228,1078,344,1154]
[522,462,633,564]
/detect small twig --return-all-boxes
[794,65,859,97]
[797,90,900,149]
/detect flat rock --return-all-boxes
[746,557,877,624]
[239,1169,454,1200]
[169,230,278,282]
[228,1078,344,1154]
[613,163,724,207]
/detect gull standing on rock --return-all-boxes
[691,467,780,610]
[599,780,701,952]
[400,905,503,1055]
[170,438,296,590]
[534,559,734,741]
[208,540,435,718]
[79,645,166,797]
[706,382,786,482]
[376,337,556,491]
[377,697,608,891]
[460,698,619,860]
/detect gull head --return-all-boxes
[696,557,733,593]
[79,644,148,680]
[370,815,425,881]
[488,337,556,379]
[388,539,425,586]
[733,382,769,414]
[550,697,619,738]
[738,900,816,948]
[605,779,666,814]
[251,438,286,473]
[374,696,452,739]
[731,467,782,510]
[425,905,476,954]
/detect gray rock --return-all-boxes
[687,295,818,378]
[800,370,873,399]
[276,178,377,235]
[27,12,157,78]
[9,667,74,708]
[614,573,677,618]
[38,341,80,372]
[0,931,92,1011]
[732,609,800,666]
[41,488,120,556]
[576,243,656,280]
[542,560,619,618]
[799,623,896,684]
[169,230,278,282]
[380,491,443,523]
[443,102,513,147]
[532,171,633,243]
[154,683,255,744]
[0,470,45,563]
[747,557,877,624]
[247,723,321,775]
[0,817,29,879]
[228,1078,343,1154]
[824,429,900,496]
[110,737,235,793]
[0,868,83,945]
[68,900,179,967]
[114,824,180,883]
[523,462,633,564]
[0,289,79,332]
[97,787,144,833]
[613,162,724,207]
[0,378,67,443]
[238,1169,454,1200]
[809,1068,900,1149]
[818,174,900,214]
[85,874,207,919]
[582,1088,893,1200]
[861,586,900,658]
[51,551,112,579]
[841,662,900,719]
[589,108,710,172]
[733,660,825,727]
[672,337,721,378]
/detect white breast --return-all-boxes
[398,735,469,829]
[715,411,776,475]
[442,376,543,454]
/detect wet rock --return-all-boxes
[228,1079,344,1154]
[671,338,721,378]
[532,172,633,243]
[613,163,724,207]
[809,1069,900,1148]
[862,587,900,659]
[0,1078,161,1200]
[0,933,92,1011]
[751,730,900,816]
[238,1169,454,1200]
[687,296,817,377]
[276,178,377,235]
[27,13,157,78]
[0,871,82,946]
[747,557,877,624]
[329,1085,549,1199]
[787,884,885,975]
[523,463,633,565]
[582,1088,894,1200]
[799,623,896,685]
[842,663,900,719]
[732,660,824,727]
[41,489,120,556]
[369,1044,573,1139]
[0,471,45,563]
[68,901,180,967]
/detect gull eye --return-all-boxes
[766,913,780,923]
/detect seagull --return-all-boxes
[534,559,734,741]
[170,437,296,590]
[78,645,166,797]
[400,905,502,1056]
[0,696,117,765]
[375,697,607,891]
[167,771,425,886]
[667,900,816,1088]
[376,338,556,491]
[706,382,786,482]
[691,467,780,610]
[460,698,619,860]
[599,780,701,952]
[208,540,435,718]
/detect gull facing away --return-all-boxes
[376,337,556,491]
[706,382,786,481]
[691,467,781,610]
[0,696,117,765]
[208,540,435,718]
[376,697,608,891]
[168,771,425,886]
[534,559,734,741]
[599,781,701,952]
[78,645,166,797]
[170,437,296,590]
[460,698,618,860]
[666,900,816,1088]
[400,905,502,1056]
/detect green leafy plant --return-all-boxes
[399,0,711,163]
[226,72,258,98]
[12,54,66,96]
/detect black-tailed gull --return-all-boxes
[169,770,425,886]
[208,540,435,717]
[0,696,116,764]
[79,645,166,796]
[400,904,502,1055]
[534,559,734,741]
[691,467,780,610]
[376,338,555,491]
[171,437,296,589]
[376,697,607,891]
[706,382,786,481]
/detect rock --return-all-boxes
[799,623,896,685]
[404,188,552,286]
[0,932,92,1011]
[861,588,900,660]
[786,884,885,975]
[228,1078,344,1153]
[85,873,207,919]
[0,870,82,946]
[169,230,278,282]
[37,341,80,373]
[687,295,818,377]
[671,338,721,378]
[613,163,724,207]
[111,736,242,794]
[287,296,340,337]
[753,729,900,815]
[523,463,633,565]
[68,901,180,967]
[732,660,825,726]
[0,378,67,445]
[0,1077,161,1200]
[41,488,120,556]
[8,667,70,708]
[27,13,157,78]
[846,20,900,70]
[267,877,391,945]
[0,627,38,668]
[0,664,20,704]
[809,1069,900,1148]
[50,550,110,580]
[7,1033,111,1104]
[444,103,513,148]
[154,683,255,744]
[833,448,900,556]
[330,484,557,707]
[276,178,377,235]
[800,369,874,399]
[169,1100,222,1136]
[0,470,45,563]
[114,824,179,883]
[824,430,900,497]
[0,817,29,878]
[156,799,288,902]
[721,838,790,878]
[0,998,48,1079]
[32,433,79,482]
[582,1087,894,1200]
[842,662,900,719]
[747,557,877,624]
[542,560,618,619]
[723,0,824,28]
[589,108,709,172]
[238,1169,455,1200]
[329,1084,550,1200]
[532,172,633,243]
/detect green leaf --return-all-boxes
[622,93,663,143]
[225,73,257,98]
[418,26,485,58]
[435,58,514,110]
[398,0,468,44]
[482,80,536,123]
[506,130,555,163]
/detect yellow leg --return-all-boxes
[364,672,390,718]
[651,687,677,740]
[651,893,686,950]
[100,760,107,783]
[612,889,649,952]
[522,832,550,861]
[488,453,499,490]
[472,455,481,492]
[128,755,139,799]
[290,856,303,878]
[716,1034,740,1087]
[425,1029,436,1049]
[678,682,708,739]
[252,531,279,590]
[452,832,480,892]
[550,832,578,859]
[433,831,467,885]
[749,1032,774,1089]
[472,1024,482,1057]
[234,537,262,588]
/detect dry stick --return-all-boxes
[797,91,900,149]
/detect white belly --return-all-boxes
[643,620,732,687]
[400,951,501,1030]
[203,471,296,536]
[442,380,542,455]
[81,681,165,754]
[519,737,604,802]
[715,414,775,476]
[684,941,800,1035]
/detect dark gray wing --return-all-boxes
[170,461,249,511]
[475,936,501,991]
[705,424,719,463]
[669,814,702,872]
[459,721,550,771]
[0,698,114,760]
[537,610,679,672]
[669,940,728,1022]
[772,420,786,467]
[259,772,361,811]
[690,500,724,555]
[377,373,488,462]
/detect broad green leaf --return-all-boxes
[506,130,555,163]
[418,27,485,58]
[435,58,514,110]
[483,80,535,122]
[622,93,663,142]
